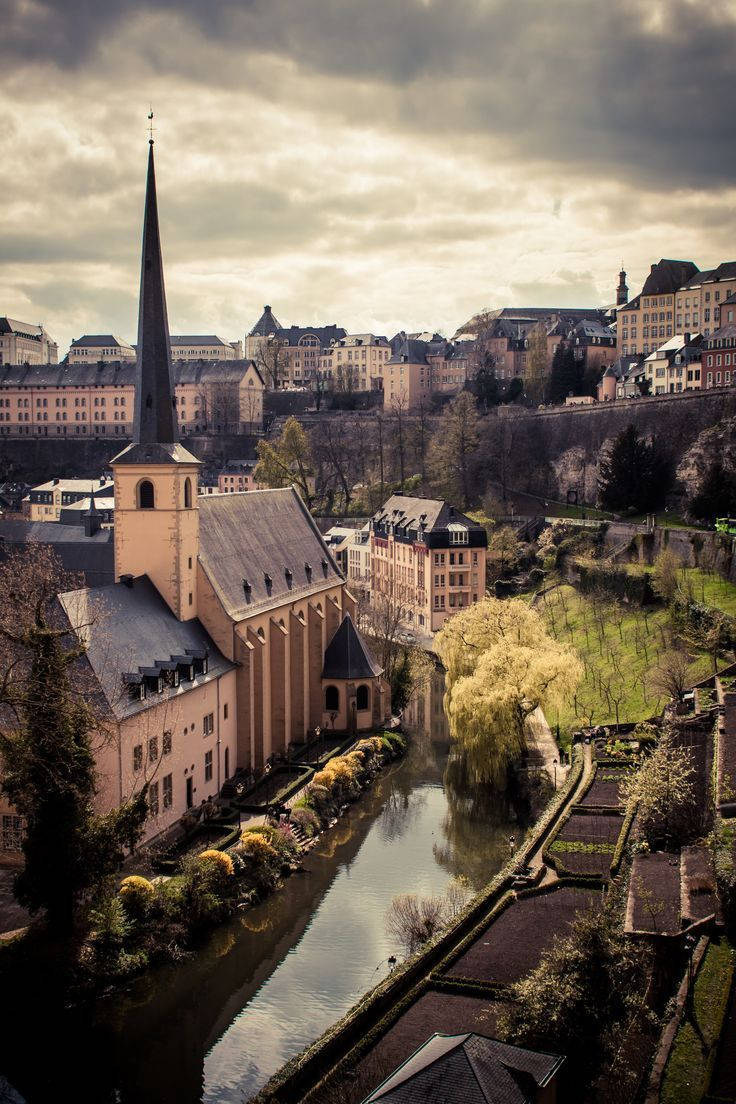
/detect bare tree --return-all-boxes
[253,335,290,389]
[649,649,692,703]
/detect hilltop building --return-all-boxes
[0,140,388,863]
[370,495,488,633]
[0,318,58,366]
[0,358,264,437]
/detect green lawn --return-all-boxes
[661,938,735,1104]
[683,568,736,618]
[539,585,711,741]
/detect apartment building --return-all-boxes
[674,263,736,339]
[26,476,113,521]
[217,464,257,493]
[617,259,699,356]
[476,310,608,382]
[68,334,242,364]
[0,318,58,366]
[317,334,390,391]
[370,495,488,633]
[170,336,243,361]
[381,336,470,410]
[642,333,703,395]
[346,526,371,595]
[703,302,736,389]
[0,359,264,437]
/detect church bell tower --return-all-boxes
[111,135,201,621]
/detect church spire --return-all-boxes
[133,138,177,445]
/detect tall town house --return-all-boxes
[1,141,388,862]
[370,496,488,633]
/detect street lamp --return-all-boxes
[552,757,558,790]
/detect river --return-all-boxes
[0,678,533,1104]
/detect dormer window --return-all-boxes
[304,561,312,581]
[264,572,273,595]
[243,578,252,601]
[321,558,329,576]
[285,567,293,588]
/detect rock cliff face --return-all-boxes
[482,391,736,507]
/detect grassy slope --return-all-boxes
[661,939,735,1104]
[538,568,736,739]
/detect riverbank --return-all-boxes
[0,733,407,1004]
[0,719,522,1104]
[252,741,589,1103]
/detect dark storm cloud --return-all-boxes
[2,0,736,187]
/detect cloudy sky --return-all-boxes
[2,0,736,356]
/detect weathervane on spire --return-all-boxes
[148,107,155,145]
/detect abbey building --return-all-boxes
[1,140,389,858]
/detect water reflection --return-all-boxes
[0,679,522,1104]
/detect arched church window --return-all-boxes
[184,477,192,508]
[138,479,154,509]
[325,685,339,711]
[356,684,370,711]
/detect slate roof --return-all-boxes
[387,338,431,365]
[372,495,486,539]
[249,305,282,337]
[70,335,133,349]
[59,575,234,720]
[0,360,261,389]
[170,335,230,346]
[640,259,699,297]
[0,520,114,587]
[277,324,347,347]
[197,487,343,620]
[322,614,382,680]
[362,1033,563,1104]
[0,318,48,339]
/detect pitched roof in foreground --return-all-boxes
[322,614,382,680]
[197,487,343,620]
[59,575,233,720]
[362,1032,564,1104]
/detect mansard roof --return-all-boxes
[170,335,230,346]
[197,487,343,620]
[59,575,233,720]
[640,259,699,297]
[0,317,48,338]
[322,614,382,680]
[372,495,488,546]
[70,334,133,348]
[277,324,347,347]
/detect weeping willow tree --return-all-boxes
[435,597,583,784]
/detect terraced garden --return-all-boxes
[445,885,601,985]
[547,811,624,877]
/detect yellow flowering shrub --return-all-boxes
[119,875,155,915]
[198,849,234,877]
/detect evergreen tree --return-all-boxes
[546,342,581,403]
[470,364,500,409]
[689,460,736,523]
[598,424,672,513]
[0,546,148,932]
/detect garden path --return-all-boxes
[525,706,569,786]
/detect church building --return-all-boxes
[11,139,390,854]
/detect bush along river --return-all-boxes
[0,676,545,1104]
